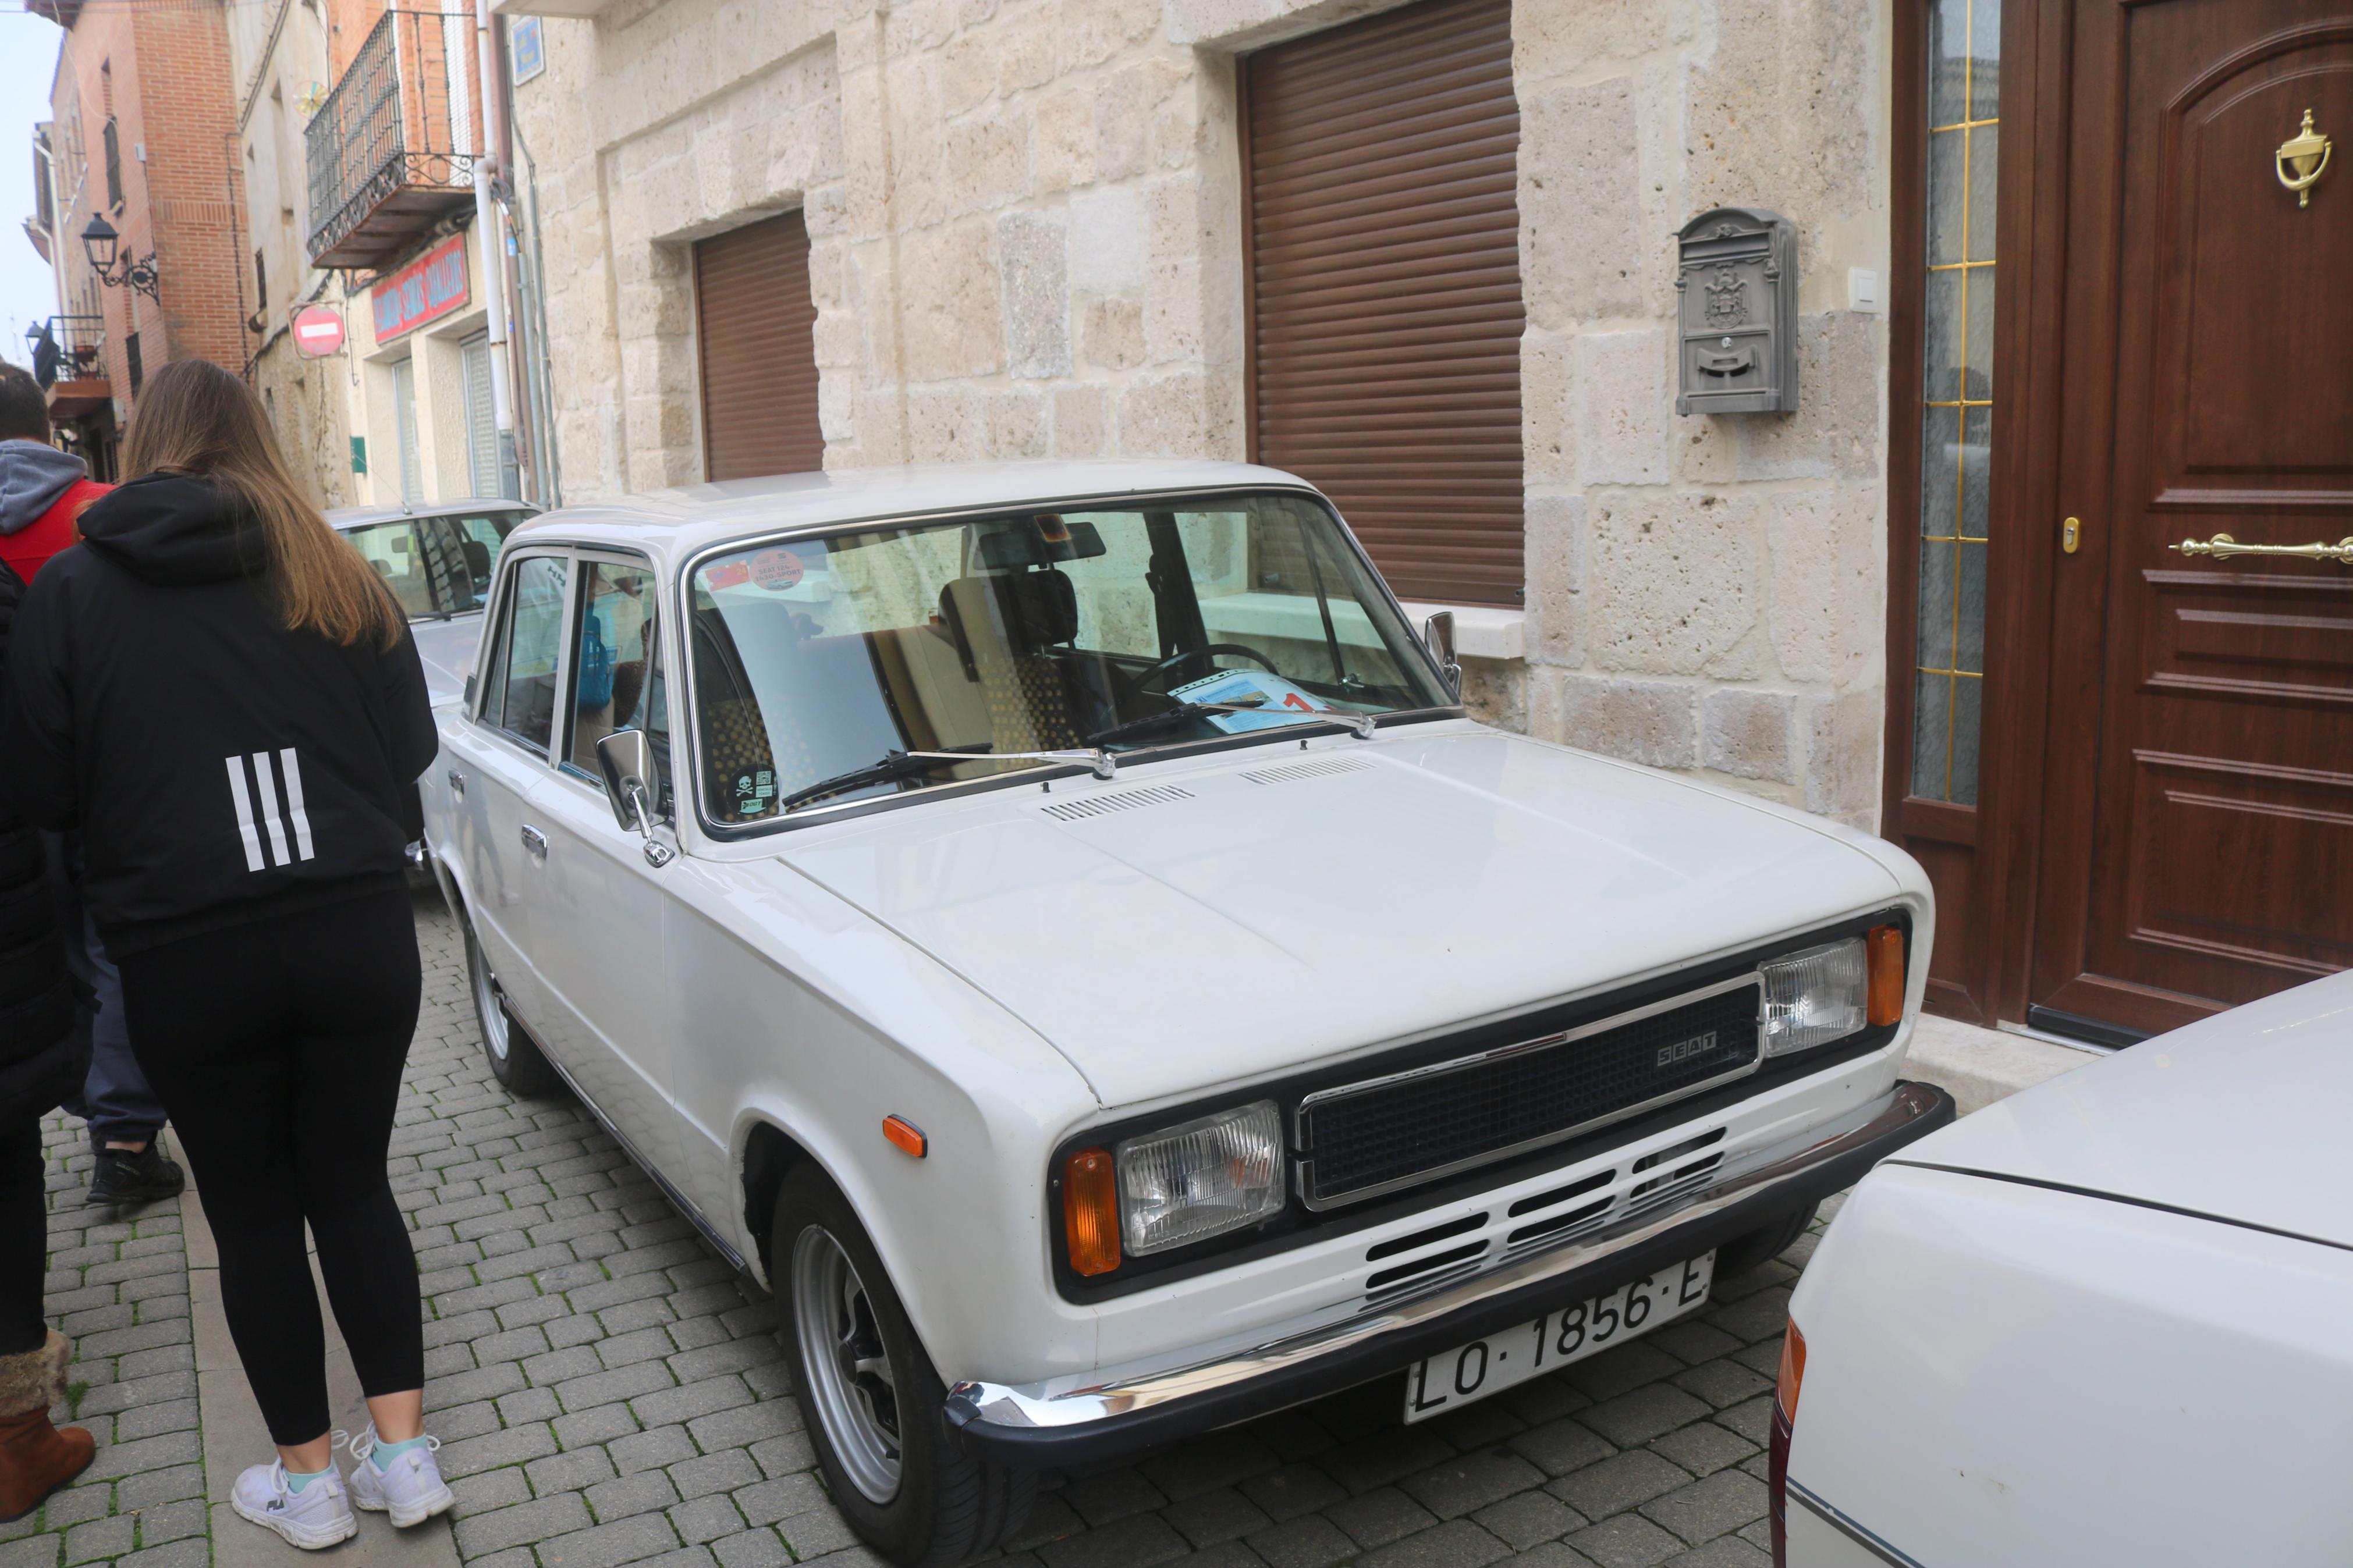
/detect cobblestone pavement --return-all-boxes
[399,888,1825,1568]
[0,1121,207,1568]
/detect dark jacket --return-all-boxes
[0,557,81,1119]
[0,474,437,957]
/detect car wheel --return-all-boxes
[772,1168,1033,1568]
[1715,1201,1819,1277]
[466,919,559,1097]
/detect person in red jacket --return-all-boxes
[0,365,107,584]
[0,364,186,1209]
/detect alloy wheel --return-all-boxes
[470,933,512,1064]
[791,1225,902,1503]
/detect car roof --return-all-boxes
[326,497,537,531]
[499,460,1325,563]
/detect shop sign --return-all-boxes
[371,234,470,343]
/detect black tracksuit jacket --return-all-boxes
[0,474,436,957]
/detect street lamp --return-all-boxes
[80,213,159,301]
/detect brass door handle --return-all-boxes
[2277,109,2331,208]
[2171,534,2353,564]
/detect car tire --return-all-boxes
[1715,1201,1819,1277]
[771,1168,1034,1568]
[465,919,560,1097]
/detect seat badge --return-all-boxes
[1656,1031,1717,1069]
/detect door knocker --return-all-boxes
[2276,109,2331,208]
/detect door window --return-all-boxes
[420,510,526,614]
[1908,0,2000,804]
[567,559,669,812]
[487,555,570,753]
[340,520,436,621]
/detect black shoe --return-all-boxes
[86,1143,186,1206]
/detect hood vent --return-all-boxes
[1240,755,1374,786]
[1039,784,1194,823]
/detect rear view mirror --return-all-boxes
[595,728,675,867]
[1423,611,1462,699]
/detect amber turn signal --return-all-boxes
[882,1115,927,1158]
[1865,924,1905,1027]
[1776,1318,1808,1423]
[1062,1147,1121,1277]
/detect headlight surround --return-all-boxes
[1115,1100,1286,1255]
[1759,937,1869,1056]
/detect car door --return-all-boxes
[520,552,683,1173]
[457,549,573,1034]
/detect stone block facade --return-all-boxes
[511,0,1893,826]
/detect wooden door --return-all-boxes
[2029,2,2353,1039]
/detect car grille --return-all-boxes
[1297,981,1762,1208]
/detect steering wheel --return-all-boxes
[1121,642,1282,700]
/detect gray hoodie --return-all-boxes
[0,440,90,537]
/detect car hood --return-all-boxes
[409,612,484,707]
[778,726,1908,1111]
[1894,972,2353,1249]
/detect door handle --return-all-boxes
[520,825,548,859]
[2171,534,2353,565]
[448,768,466,798]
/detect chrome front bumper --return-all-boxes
[945,1079,1953,1465]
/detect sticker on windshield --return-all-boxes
[702,560,752,591]
[751,550,805,592]
[1170,670,1346,734]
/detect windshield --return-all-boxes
[342,510,528,622]
[687,491,1449,823]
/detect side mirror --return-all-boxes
[595,728,675,867]
[1422,611,1463,700]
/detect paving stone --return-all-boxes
[1563,1513,1687,1568]
[710,1528,792,1568]
[1548,1452,1693,1522]
[1636,1473,1766,1546]
[1668,1361,1770,1412]
[1659,1539,1769,1568]
[670,1494,748,1545]
[1328,1485,1440,1549]
[611,1425,700,1475]
[1471,1490,1586,1551]
[456,1493,597,1556]
[536,1513,683,1568]
[1038,1513,1194,1568]
[1645,1424,1756,1479]
[1062,1469,1169,1528]
[1577,1387,1715,1449]
[776,1509,861,1560]
[670,1448,761,1499]
[1510,1418,1616,1478]
[1238,1463,1348,1523]
[732,1471,827,1527]
[1354,1519,1511,1568]
[1162,1488,1274,1548]
[1403,1450,1549,1520]
[1244,1514,1357,1568]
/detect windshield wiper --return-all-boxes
[1084,699,1378,750]
[780,742,1117,813]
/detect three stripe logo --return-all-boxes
[224,749,317,873]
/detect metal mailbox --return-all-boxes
[1674,207,1798,415]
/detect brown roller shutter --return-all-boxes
[695,212,823,481]
[1243,0,1524,605]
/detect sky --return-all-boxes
[0,9,67,372]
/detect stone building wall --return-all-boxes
[511,0,1892,827]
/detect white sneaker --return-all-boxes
[230,1460,359,1550]
[347,1426,455,1527]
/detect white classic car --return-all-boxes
[417,461,1955,1567]
[1772,970,2353,1568]
[328,497,535,704]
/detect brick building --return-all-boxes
[29,0,251,469]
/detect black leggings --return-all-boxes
[0,1117,47,1357]
[116,890,423,1445]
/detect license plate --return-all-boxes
[1402,1251,1716,1423]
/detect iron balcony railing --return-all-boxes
[304,9,478,268]
[31,315,104,390]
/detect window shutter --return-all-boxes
[694,212,823,481]
[1244,0,1525,605]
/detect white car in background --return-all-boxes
[417,460,1956,1567]
[329,497,534,703]
[1773,970,2353,1567]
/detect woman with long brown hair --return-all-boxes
[0,359,450,1548]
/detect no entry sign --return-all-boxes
[291,305,346,358]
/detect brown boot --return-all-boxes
[0,1332,93,1523]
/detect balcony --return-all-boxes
[305,9,480,271]
[34,315,109,419]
